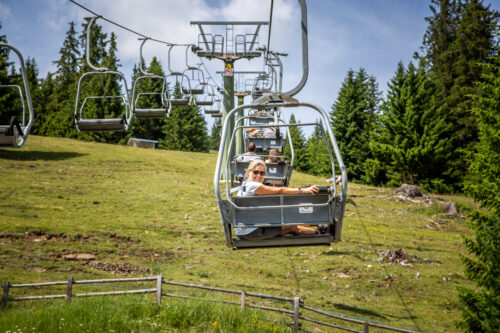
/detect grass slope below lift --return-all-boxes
[0,135,476,332]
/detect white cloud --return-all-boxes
[0,3,12,21]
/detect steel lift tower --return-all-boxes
[190,21,268,171]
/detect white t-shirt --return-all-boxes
[235,180,262,236]
[237,153,262,162]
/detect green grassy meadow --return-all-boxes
[0,136,476,332]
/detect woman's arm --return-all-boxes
[254,184,319,195]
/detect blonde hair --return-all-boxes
[244,159,267,181]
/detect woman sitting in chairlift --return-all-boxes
[235,159,320,240]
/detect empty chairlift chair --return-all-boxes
[204,91,222,117]
[199,83,216,107]
[0,43,34,148]
[164,45,193,116]
[182,45,206,96]
[131,38,168,118]
[214,95,347,249]
[74,17,132,132]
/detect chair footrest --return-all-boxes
[232,234,332,249]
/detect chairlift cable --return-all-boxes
[69,0,192,47]
[198,56,221,92]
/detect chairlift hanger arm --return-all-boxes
[284,0,309,97]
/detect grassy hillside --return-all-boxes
[0,136,475,332]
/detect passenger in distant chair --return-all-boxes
[235,159,320,240]
[264,148,283,186]
[263,127,276,138]
[265,148,280,163]
[237,142,262,162]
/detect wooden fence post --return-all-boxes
[240,291,245,310]
[2,281,9,310]
[66,276,73,304]
[156,275,162,305]
[364,322,369,332]
[293,296,300,333]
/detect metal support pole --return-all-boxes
[156,275,163,304]
[66,277,73,304]
[2,281,9,309]
[293,296,300,333]
[240,290,246,310]
[221,60,235,176]
[235,96,245,155]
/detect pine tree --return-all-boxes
[371,61,451,190]
[330,68,380,181]
[457,39,500,332]
[284,114,307,172]
[304,122,332,176]
[42,21,80,138]
[161,84,209,152]
[421,0,499,189]
[32,73,55,135]
[210,118,221,151]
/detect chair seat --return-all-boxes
[204,109,220,114]
[76,118,126,132]
[169,99,190,106]
[183,88,204,95]
[134,108,167,118]
[197,101,214,106]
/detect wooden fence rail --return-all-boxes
[2,276,419,333]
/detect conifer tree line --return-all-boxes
[321,0,498,194]
[0,20,209,152]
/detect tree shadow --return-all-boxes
[0,150,86,161]
[331,303,387,319]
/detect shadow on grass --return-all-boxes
[331,303,387,319]
[0,150,86,161]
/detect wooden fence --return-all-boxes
[2,276,419,333]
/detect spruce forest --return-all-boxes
[1,0,499,331]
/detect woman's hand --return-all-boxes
[302,185,319,194]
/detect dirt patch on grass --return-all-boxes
[85,261,151,274]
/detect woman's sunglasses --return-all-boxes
[252,170,266,176]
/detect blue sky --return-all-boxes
[1,0,499,132]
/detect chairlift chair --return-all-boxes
[164,45,193,116]
[182,46,206,95]
[74,17,132,132]
[131,38,168,118]
[196,83,216,107]
[214,96,347,250]
[0,43,34,148]
[245,110,286,152]
[204,93,221,115]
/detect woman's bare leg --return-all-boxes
[282,225,316,235]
